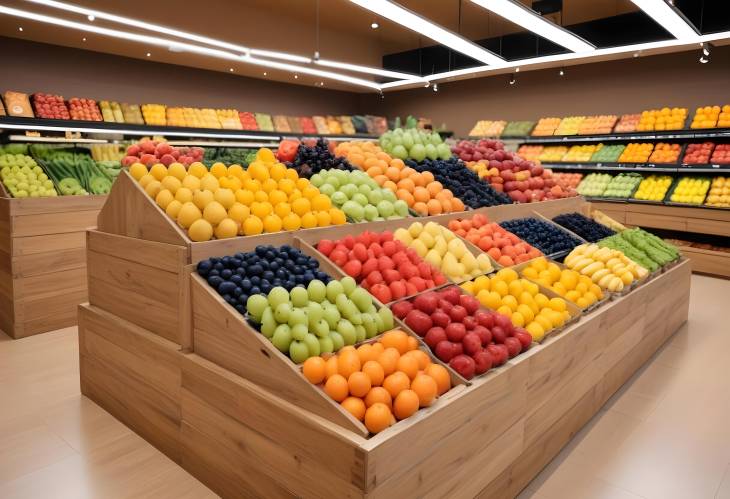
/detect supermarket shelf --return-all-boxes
[543,161,730,173]
[0,116,379,143]
[677,246,730,278]
[517,128,730,144]
[166,140,280,148]
[7,134,110,144]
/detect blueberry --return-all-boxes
[240,279,251,291]
[270,261,280,271]
[213,262,224,271]
[256,246,267,257]
[208,269,220,278]
[222,294,234,304]
[218,281,237,295]
[250,286,261,295]
[231,258,242,268]
[234,304,246,315]
[221,269,233,280]
[260,283,272,294]
[238,294,249,304]
[233,287,243,297]
[221,256,232,267]
[272,278,283,287]
[248,264,263,276]
[207,275,223,289]
[196,260,212,276]
[230,274,242,285]
[275,269,287,279]
[236,267,246,276]
[250,276,261,286]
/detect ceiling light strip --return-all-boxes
[348,0,504,65]
[629,0,699,40]
[314,59,423,80]
[469,0,594,52]
[0,5,382,90]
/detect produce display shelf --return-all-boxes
[0,194,106,338]
[7,134,110,144]
[79,170,692,497]
[676,245,730,278]
[542,161,726,173]
[519,127,730,144]
[0,116,380,142]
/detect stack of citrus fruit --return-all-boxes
[334,141,463,215]
[520,257,604,309]
[130,148,346,241]
[461,268,574,342]
[302,329,451,434]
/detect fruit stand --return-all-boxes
[78,169,691,498]
[0,190,105,338]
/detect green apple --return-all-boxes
[290,287,308,308]
[326,280,344,303]
[272,325,293,352]
[287,308,307,328]
[289,340,310,363]
[340,276,357,296]
[329,331,345,351]
[318,336,334,355]
[312,318,330,338]
[246,295,268,322]
[337,319,357,345]
[260,308,276,338]
[307,280,326,302]
[274,303,292,323]
[268,287,289,309]
[291,323,308,341]
[350,288,372,312]
[303,334,321,357]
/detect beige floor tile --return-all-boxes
[563,410,643,458]
[604,388,661,421]
[716,463,730,499]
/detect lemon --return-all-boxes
[144,180,162,198]
[495,268,518,283]
[214,218,238,239]
[149,164,167,181]
[174,187,193,204]
[311,194,331,211]
[461,281,475,295]
[516,304,534,323]
[292,198,311,217]
[210,162,227,178]
[492,280,509,297]
[263,214,283,233]
[549,297,567,313]
[507,280,523,297]
[160,176,181,194]
[301,212,318,229]
[511,312,525,327]
[248,162,270,183]
[167,162,187,180]
[269,163,287,181]
[262,178,278,193]
[188,162,207,178]
[330,208,346,225]
[284,168,298,181]
[129,163,148,180]
[282,213,301,231]
[200,174,220,191]
[278,179,296,195]
[138,173,155,188]
[188,219,213,242]
[525,322,545,341]
[502,295,518,312]
[242,216,264,236]
[203,201,227,225]
[296,178,310,191]
[227,203,250,224]
[252,202,272,219]
[182,175,201,190]
[255,148,276,163]
[214,188,235,209]
[316,211,331,227]
[274,202,292,219]
[227,164,245,178]
[177,202,202,228]
[497,305,513,317]
[235,189,254,206]
[192,189,213,209]
[165,200,182,218]
[244,179,261,192]
[254,190,269,202]
[155,189,174,210]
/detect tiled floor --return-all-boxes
[0,274,727,498]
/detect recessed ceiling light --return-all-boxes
[87,14,94,21]
[469,0,595,53]
[146,52,151,57]
[294,74,298,79]
[82,36,86,41]
[263,72,268,76]
[229,67,234,72]
[629,0,698,40]
[348,0,504,65]
[371,22,379,29]
[17,26,23,31]
[319,81,324,86]
[515,67,520,72]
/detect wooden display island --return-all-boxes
[0,193,105,338]
[591,201,730,278]
[79,173,691,498]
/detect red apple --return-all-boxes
[504,337,522,358]
[450,354,476,379]
[462,332,482,356]
[445,322,466,342]
[390,301,413,320]
[424,327,447,349]
[472,350,493,375]
[405,310,432,337]
[435,340,456,362]
[431,310,451,328]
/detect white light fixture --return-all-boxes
[559,68,565,76]
[17,26,22,31]
[263,72,268,76]
[82,36,86,41]
[508,74,516,85]
[371,22,379,29]
[515,66,520,72]
[294,74,298,79]
[470,0,594,52]
[0,5,382,90]
[249,48,311,63]
[146,52,151,57]
[314,58,422,80]
[348,0,504,65]
[432,83,439,92]
[229,67,234,72]
[630,0,698,40]
[86,14,94,21]
[699,42,710,63]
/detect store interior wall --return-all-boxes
[0,37,361,116]
[361,46,730,136]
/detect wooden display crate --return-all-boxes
[79,259,691,498]
[0,194,105,338]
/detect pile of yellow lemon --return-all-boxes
[129,148,346,241]
[520,257,603,309]
[461,268,574,341]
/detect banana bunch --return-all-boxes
[591,209,627,232]
[564,244,648,292]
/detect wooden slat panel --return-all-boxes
[8,194,106,216]
[182,354,367,489]
[191,276,368,436]
[13,247,86,277]
[87,249,181,344]
[87,230,187,273]
[680,246,730,277]
[0,250,14,337]
[0,198,10,254]
[12,231,86,256]
[11,210,99,237]
[79,304,182,462]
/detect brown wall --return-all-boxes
[362,46,730,136]
[0,37,360,116]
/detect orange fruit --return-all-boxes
[411,374,438,407]
[374,175,388,186]
[302,357,326,384]
[397,178,415,192]
[380,330,409,354]
[407,349,431,370]
[390,158,405,169]
[383,180,398,192]
[452,197,465,211]
[324,374,349,402]
[377,347,400,375]
[427,181,443,196]
[357,344,377,365]
[421,171,435,183]
[386,167,400,181]
[348,371,372,398]
[325,356,339,379]
[396,354,419,380]
[338,350,361,379]
[364,403,393,434]
[370,342,385,356]
[406,336,419,352]
[383,371,410,399]
[362,360,385,386]
[393,389,420,420]
[427,199,443,215]
[341,397,366,421]
[413,202,428,215]
[396,189,415,206]
[425,364,451,395]
[364,386,392,409]
[413,186,429,203]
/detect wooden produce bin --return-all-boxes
[0,193,105,338]
[80,170,693,497]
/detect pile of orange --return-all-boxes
[334,141,463,215]
[648,143,681,164]
[301,329,452,434]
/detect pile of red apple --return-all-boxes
[711,144,730,165]
[453,139,578,203]
[68,97,103,121]
[683,143,714,164]
[392,286,532,380]
[317,231,448,304]
[121,139,205,167]
[32,93,70,119]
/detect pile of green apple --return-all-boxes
[379,128,452,161]
[0,154,58,198]
[310,168,409,222]
[246,277,394,363]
